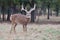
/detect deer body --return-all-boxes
[10,14,31,33]
[10,14,30,24]
[10,4,36,33]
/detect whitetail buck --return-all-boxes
[10,3,36,33]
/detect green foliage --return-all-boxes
[0,0,60,10]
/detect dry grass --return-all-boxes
[0,23,60,40]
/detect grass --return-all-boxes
[0,23,60,40]
[42,28,60,40]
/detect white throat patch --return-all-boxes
[26,13,31,18]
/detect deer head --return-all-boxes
[21,3,36,19]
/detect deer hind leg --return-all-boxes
[10,22,17,33]
[23,24,27,32]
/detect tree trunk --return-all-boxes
[56,9,59,16]
[13,4,16,14]
[41,2,46,16]
[30,0,35,22]
[2,12,4,21]
[43,8,46,15]
[56,4,59,16]
[49,9,52,16]
[2,5,5,21]
[47,2,50,19]
[31,11,35,22]
[7,7,11,21]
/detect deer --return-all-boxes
[10,3,36,33]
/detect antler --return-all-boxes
[28,4,36,13]
[21,3,28,13]
[21,3,36,14]
[21,3,24,10]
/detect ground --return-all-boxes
[0,15,60,40]
[0,23,60,40]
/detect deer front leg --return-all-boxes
[10,23,17,33]
[23,25,27,32]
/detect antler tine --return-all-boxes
[34,4,36,9]
[29,4,36,13]
[21,3,24,10]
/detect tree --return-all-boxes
[55,0,60,16]
[30,0,36,22]
[47,2,50,19]
[55,4,59,16]
[1,1,5,21]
